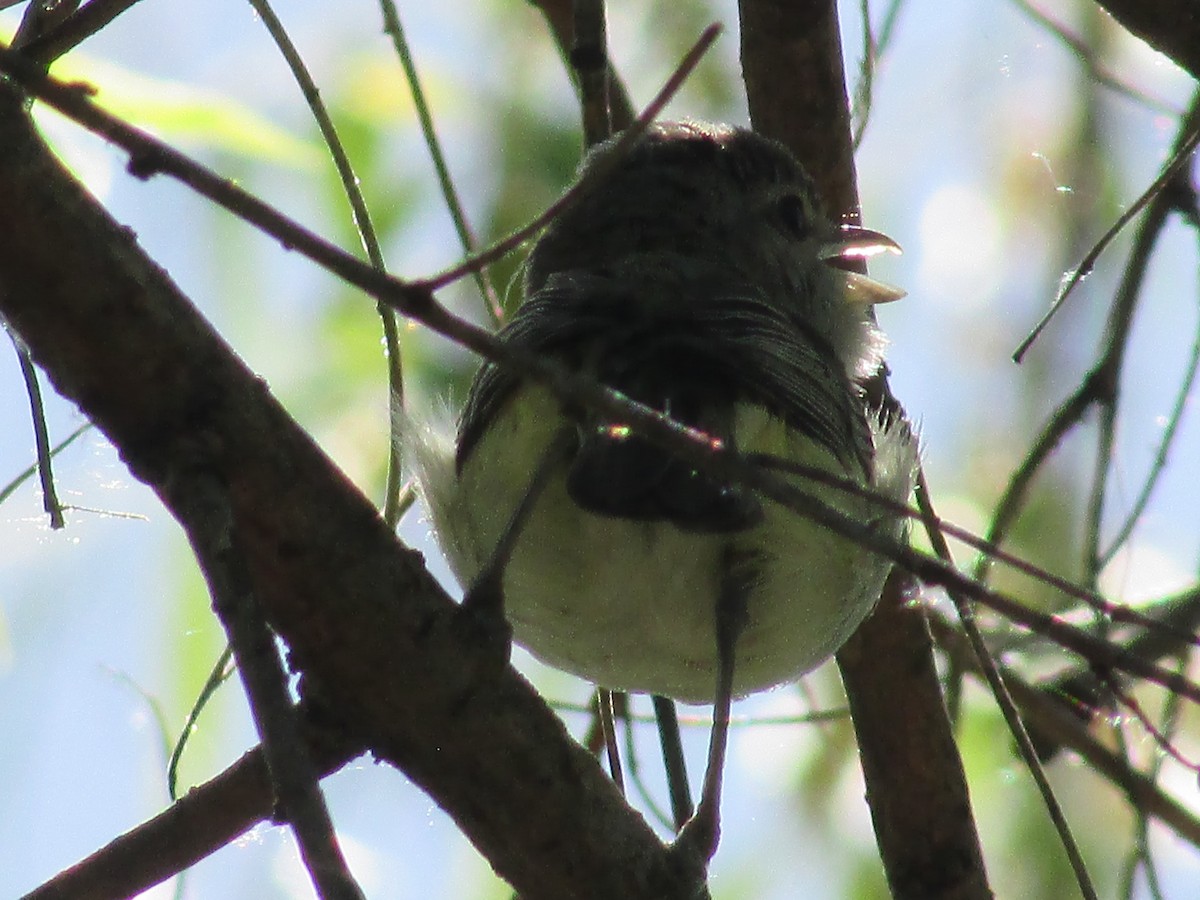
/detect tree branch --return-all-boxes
[0,83,704,900]
[22,712,360,900]
[1092,0,1200,82]
[190,477,364,900]
[736,2,992,896]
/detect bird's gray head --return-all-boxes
[523,121,900,382]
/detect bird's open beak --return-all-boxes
[819,225,906,305]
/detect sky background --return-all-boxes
[3,1,1200,897]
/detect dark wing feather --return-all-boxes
[690,295,873,476]
[456,273,871,531]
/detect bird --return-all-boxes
[406,119,917,862]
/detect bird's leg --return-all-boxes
[653,694,694,831]
[673,546,752,862]
[460,429,573,634]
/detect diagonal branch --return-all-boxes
[22,712,361,900]
[1090,0,1200,82]
[0,83,705,900]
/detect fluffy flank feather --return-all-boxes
[394,399,461,551]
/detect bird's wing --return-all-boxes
[461,272,871,465]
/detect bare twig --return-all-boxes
[19,0,145,65]
[971,386,1090,584]
[244,0,408,527]
[22,717,361,900]
[931,616,1200,849]
[167,645,235,801]
[420,23,721,290]
[981,92,1200,582]
[1076,94,1200,592]
[1012,114,1200,362]
[12,0,80,56]
[528,0,636,130]
[1116,656,1184,900]
[0,420,90,507]
[1099,190,1200,566]
[1027,586,1200,727]
[377,0,500,321]
[186,475,364,900]
[8,332,66,527]
[917,470,1098,900]
[1108,673,1199,774]
[849,0,907,147]
[756,455,1198,644]
[623,697,677,831]
[1078,177,1179,588]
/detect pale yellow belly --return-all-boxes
[419,385,912,704]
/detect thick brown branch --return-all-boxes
[839,578,993,900]
[0,86,703,900]
[737,0,860,218]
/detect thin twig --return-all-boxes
[1099,194,1200,566]
[874,0,906,58]
[21,717,362,900]
[1079,181,1180,588]
[741,463,1200,709]
[597,689,625,793]
[168,645,236,801]
[652,694,693,831]
[245,0,408,528]
[622,697,675,832]
[849,0,876,148]
[377,0,501,321]
[9,333,65,528]
[0,420,90,506]
[916,470,1099,900]
[1013,116,1200,361]
[527,0,637,130]
[981,93,1200,581]
[187,476,364,900]
[1018,584,1200,668]
[972,381,1091,586]
[1117,655,1185,900]
[418,23,721,290]
[1078,94,1200,587]
[1104,670,1200,775]
[18,0,144,65]
[12,0,80,56]
[757,455,1198,644]
[931,616,1200,849]
[572,0,612,147]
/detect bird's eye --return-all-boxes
[776,194,811,239]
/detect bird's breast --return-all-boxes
[439,384,896,702]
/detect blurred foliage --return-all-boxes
[42,52,320,167]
